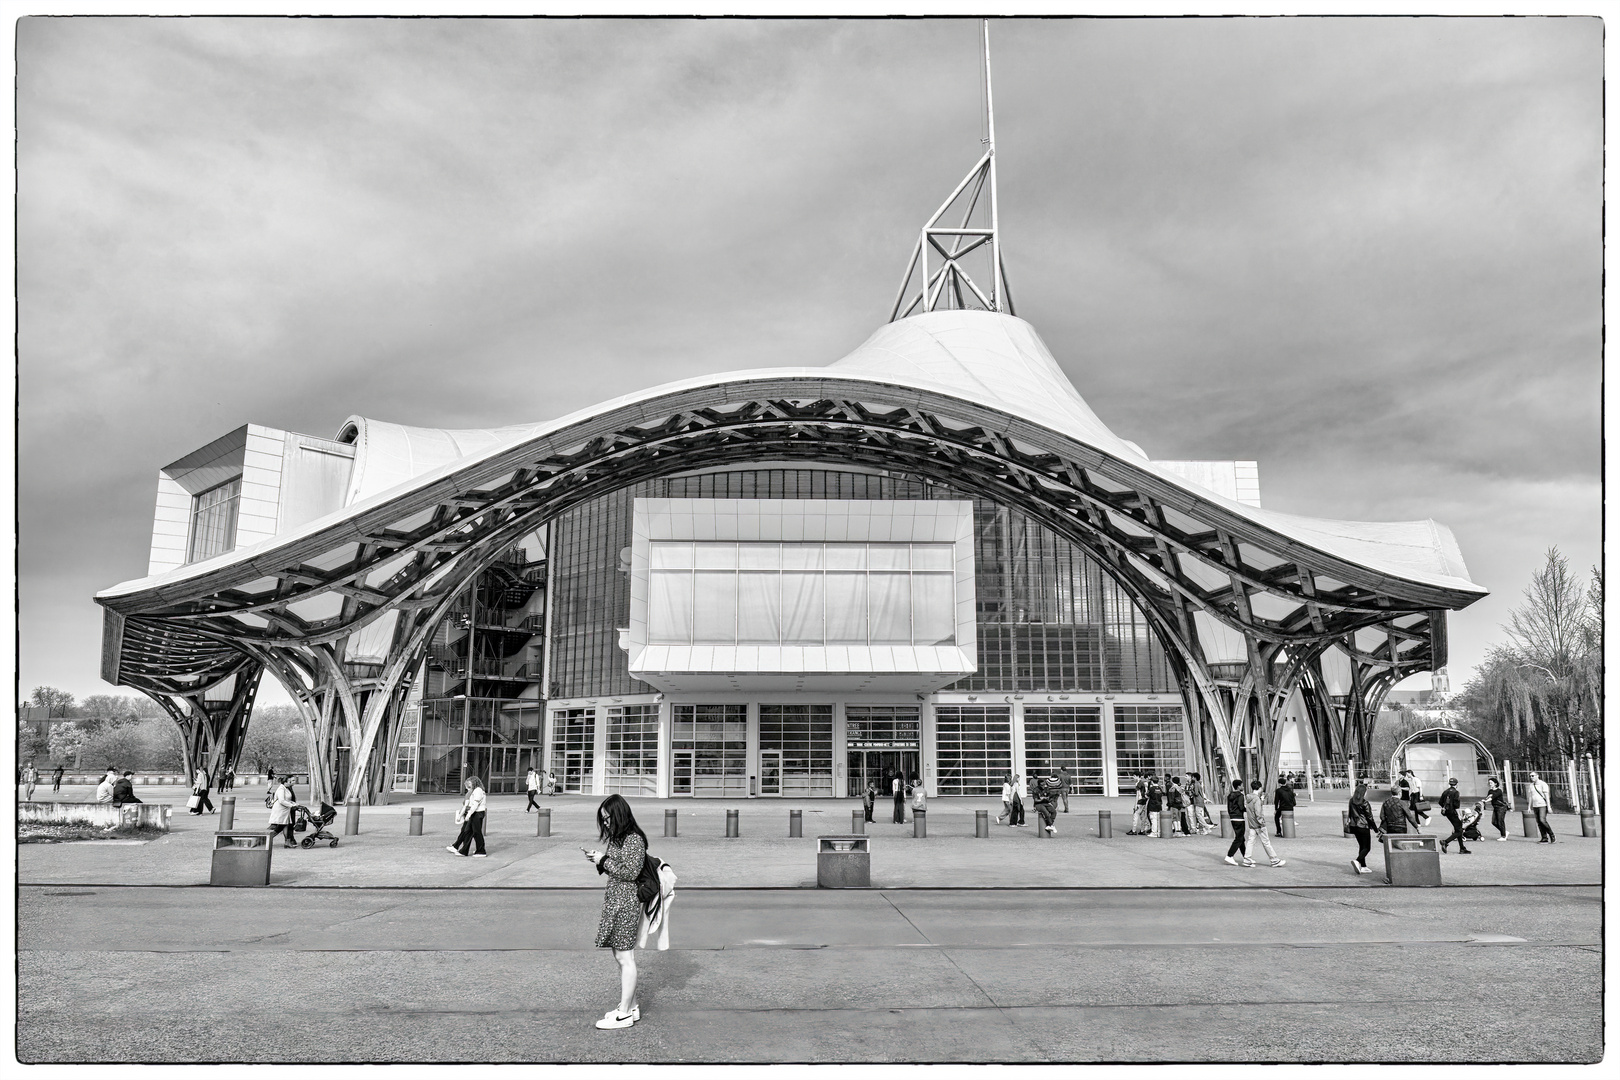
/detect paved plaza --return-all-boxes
[17,783,1604,1063]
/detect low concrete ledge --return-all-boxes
[18,801,173,831]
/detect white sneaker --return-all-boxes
[1357,864,1373,874]
[1349,859,1360,874]
[1497,836,1509,842]
[1045,825,1054,835]
[1271,859,1287,867]
[1242,859,1256,867]
[446,846,461,855]
[1223,855,1237,865]
[603,1006,640,1022]
[472,853,488,858]
[595,1012,635,1030]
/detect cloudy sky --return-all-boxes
[16,15,1601,707]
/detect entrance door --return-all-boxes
[563,751,587,794]
[847,750,920,799]
[759,750,782,796]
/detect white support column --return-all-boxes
[746,701,760,798]
[920,699,935,798]
[1100,700,1119,797]
[1010,699,1026,785]
[591,705,608,796]
[655,699,672,799]
[833,701,848,798]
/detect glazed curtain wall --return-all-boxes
[548,469,1177,699]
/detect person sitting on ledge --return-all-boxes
[110,771,142,808]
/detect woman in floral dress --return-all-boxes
[584,794,648,1029]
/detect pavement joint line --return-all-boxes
[19,881,1606,891]
[880,891,1014,1023]
[24,940,1597,954]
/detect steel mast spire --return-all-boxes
[889,19,1013,322]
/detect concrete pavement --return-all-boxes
[17,883,1601,1062]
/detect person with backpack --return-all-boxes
[1345,782,1376,875]
[585,794,650,1029]
[1223,779,1249,865]
[1438,777,1471,854]
[1486,777,1511,841]
[1273,776,1297,834]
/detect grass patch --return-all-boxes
[17,823,168,844]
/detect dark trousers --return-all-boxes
[1177,809,1193,836]
[1443,809,1469,851]
[268,822,298,847]
[1037,802,1056,827]
[1533,806,1555,841]
[864,801,875,822]
[453,810,488,854]
[192,791,215,814]
[893,793,905,823]
[1491,806,1508,838]
[526,790,539,810]
[1010,796,1025,826]
[1350,825,1372,866]
[1059,791,1069,812]
[1227,821,1248,858]
[1409,794,1428,824]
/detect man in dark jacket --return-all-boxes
[1223,779,1250,865]
[1033,771,1061,835]
[1274,778,1297,833]
[110,772,141,807]
[1380,787,1419,834]
[1438,777,1471,854]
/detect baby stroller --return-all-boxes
[294,802,340,849]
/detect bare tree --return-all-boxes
[29,686,76,718]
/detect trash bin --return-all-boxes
[1279,811,1296,838]
[816,835,871,888]
[1097,809,1112,838]
[725,809,740,837]
[664,809,678,837]
[1382,833,1442,886]
[535,807,551,837]
[1219,809,1230,838]
[408,807,424,835]
[913,809,926,838]
[211,832,273,887]
[1522,810,1539,838]
[975,809,989,837]
[1157,811,1176,838]
[1580,811,1600,838]
[789,809,803,837]
[851,810,864,834]
[219,796,236,831]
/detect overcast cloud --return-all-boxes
[17,16,1600,706]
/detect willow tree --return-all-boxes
[1464,548,1601,762]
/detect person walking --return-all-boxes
[525,766,542,812]
[1380,782,1420,837]
[51,764,64,794]
[863,780,877,823]
[1345,782,1376,874]
[1223,779,1250,865]
[222,766,235,792]
[1438,777,1471,854]
[189,775,216,816]
[1187,772,1214,833]
[266,766,276,790]
[1408,771,1430,827]
[1242,780,1286,867]
[892,772,906,824]
[1273,775,1297,834]
[585,794,649,1029]
[1009,773,1027,827]
[265,775,300,848]
[448,776,489,857]
[21,763,38,802]
[1527,770,1555,843]
[1486,777,1510,841]
[1057,765,1071,813]
[997,772,1014,826]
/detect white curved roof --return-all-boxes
[98,310,1482,602]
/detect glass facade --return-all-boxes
[604,704,660,796]
[1023,706,1106,795]
[671,704,748,797]
[187,477,241,563]
[649,542,956,646]
[933,705,1014,796]
[551,708,596,793]
[1112,705,1188,788]
[758,704,834,796]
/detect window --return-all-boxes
[605,705,660,796]
[759,704,834,796]
[671,704,746,797]
[1113,705,1187,789]
[1023,706,1105,794]
[649,542,955,646]
[550,708,595,793]
[933,705,1013,796]
[187,477,241,563]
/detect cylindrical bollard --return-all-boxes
[913,809,926,838]
[665,808,678,837]
[344,797,361,836]
[1098,809,1112,838]
[726,808,740,837]
[1158,811,1175,838]
[1279,810,1296,838]
[1580,810,1600,837]
[408,807,424,835]
[535,807,551,837]
[789,809,802,837]
[975,809,989,837]
[1340,809,1350,837]
[852,809,865,834]
[1219,809,1231,838]
[219,797,235,831]
[1523,809,1539,838]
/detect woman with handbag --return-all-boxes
[188,776,216,815]
[585,794,648,1029]
[1345,782,1376,874]
[447,776,488,857]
